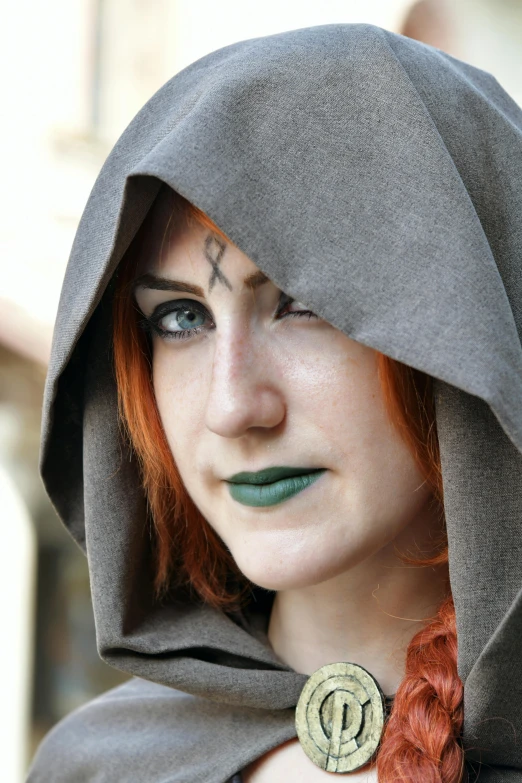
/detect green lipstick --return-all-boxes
[226,466,326,507]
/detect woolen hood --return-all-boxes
[29,23,522,782]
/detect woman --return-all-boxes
[28,23,522,783]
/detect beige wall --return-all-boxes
[169,0,412,74]
[454,0,522,106]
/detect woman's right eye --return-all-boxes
[138,300,214,341]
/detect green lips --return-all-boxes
[226,466,326,507]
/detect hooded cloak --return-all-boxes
[28,23,522,783]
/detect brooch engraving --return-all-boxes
[295,662,386,773]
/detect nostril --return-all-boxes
[205,383,286,439]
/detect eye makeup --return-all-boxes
[137,299,213,341]
[136,291,318,342]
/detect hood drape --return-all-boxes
[30,23,522,782]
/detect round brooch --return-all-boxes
[295,661,389,774]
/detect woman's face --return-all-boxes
[133,214,436,591]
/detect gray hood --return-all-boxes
[30,23,522,783]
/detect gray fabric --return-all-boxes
[27,677,290,783]
[28,23,522,782]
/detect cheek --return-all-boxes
[282,333,383,455]
[288,338,429,528]
[152,344,205,471]
[336,383,427,523]
[337,408,432,554]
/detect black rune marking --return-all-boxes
[204,234,233,292]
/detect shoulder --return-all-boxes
[26,678,200,782]
[27,676,293,783]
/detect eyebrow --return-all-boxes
[133,269,270,295]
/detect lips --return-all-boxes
[225,466,326,507]
[227,466,323,484]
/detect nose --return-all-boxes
[204,327,286,438]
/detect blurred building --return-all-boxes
[0,1,521,779]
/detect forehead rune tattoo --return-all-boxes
[204,234,233,292]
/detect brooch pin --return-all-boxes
[295,661,392,773]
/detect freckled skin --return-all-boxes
[133,217,441,595]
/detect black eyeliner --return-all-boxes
[136,292,317,342]
[137,298,213,340]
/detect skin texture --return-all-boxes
[133,214,449,780]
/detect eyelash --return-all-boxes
[137,295,318,342]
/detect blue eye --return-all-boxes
[138,300,213,341]
[163,308,206,331]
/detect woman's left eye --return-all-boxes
[277,293,318,320]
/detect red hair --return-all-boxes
[112,188,465,782]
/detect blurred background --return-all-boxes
[1,0,521,779]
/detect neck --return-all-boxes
[267,513,449,696]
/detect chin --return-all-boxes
[242,569,316,592]
[230,536,359,592]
